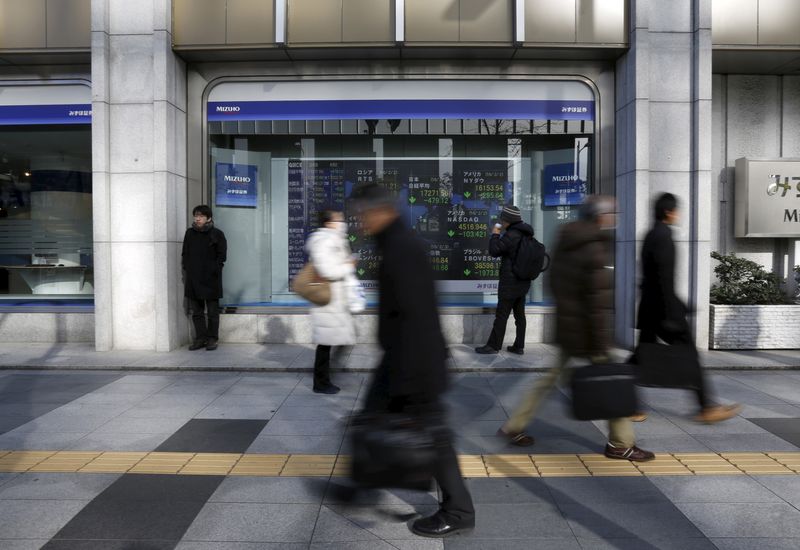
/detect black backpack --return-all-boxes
[512,232,550,281]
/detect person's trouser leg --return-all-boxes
[434,430,475,524]
[659,326,714,410]
[314,345,332,388]
[206,299,220,340]
[188,298,208,342]
[486,298,514,350]
[361,357,391,413]
[511,296,526,349]
[504,352,570,434]
[607,417,636,448]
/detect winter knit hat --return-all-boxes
[500,205,522,224]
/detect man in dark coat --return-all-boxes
[498,196,654,461]
[351,183,475,538]
[475,205,534,355]
[182,205,227,351]
[637,193,740,423]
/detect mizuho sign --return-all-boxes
[735,158,800,238]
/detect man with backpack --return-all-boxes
[475,205,546,355]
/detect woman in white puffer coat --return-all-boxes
[305,209,360,394]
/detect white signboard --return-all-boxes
[735,158,800,238]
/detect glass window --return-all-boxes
[0,124,93,303]
[210,121,592,307]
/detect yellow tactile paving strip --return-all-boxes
[0,451,799,477]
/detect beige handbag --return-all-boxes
[291,262,331,306]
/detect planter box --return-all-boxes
[710,304,800,349]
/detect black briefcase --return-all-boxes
[570,363,639,421]
[631,342,701,389]
[350,413,439,491]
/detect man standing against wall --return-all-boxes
[475,205,534,355]
[182,205,227,351]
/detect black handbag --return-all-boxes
[349,413,439,491]
[631,342,701,389]
[570,363,639,421]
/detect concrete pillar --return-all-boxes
[615,0,713,349]
[92,0,188,351]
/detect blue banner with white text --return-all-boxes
[543,163,586,207]
[0,104,92,125]
[215,163,258,208]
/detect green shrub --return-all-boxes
[710,251,788,305]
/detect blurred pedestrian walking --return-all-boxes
[636,193,741,423]
[182,205,227,351]
[305,208,360,394]
[349,183,475,538]
[475,205,546,355]
[498,196,655,461]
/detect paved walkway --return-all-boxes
[0,368,800,548]
[2,343,800,371]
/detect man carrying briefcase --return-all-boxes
[498,196,654,461]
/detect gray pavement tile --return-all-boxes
[311,504,389,543]
[668,416,767,435]
[0,473,18,487]
[16,415,115,433]
[0,473,119,501]
[210,477,328,504]
[675,502,800,537]
[462,478,555,505]
[649,475,784,503]
[0,540,49,550]
[576,538,717,550]
[710,539,800,550]
[194,405,276,420]
[633,435,713,453]
[247,435,344,454]
[324,483,438,506]
[469,503,574,539]
[456,421,506,436]
[738,404,800,418]
[136,394,220,408]
[0,431,87,450]
[281,395,358,408]
[447,405,508,423]
[176,544,307,550]
[67,432,172,452]
[70,392,151,406]
[118,404,206,419]
[752,475,800,508]
[314,541,443,550]
[92,416,189,434]
[445,539,580,550]
[270,406,352,422]
[561,501,705,540]
[260,419,346,436]
[182,502,320,543]
[543,477,666,506]
[208,395,289,408]
[693,433,800,452]
[596,415,687,437]
[0,404,61,418]
[318,504,439,541]
[0,499,89,539]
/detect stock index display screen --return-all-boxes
[288,158,514,292]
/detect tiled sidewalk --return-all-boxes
[0,368,799,548]
[1,342,800,371]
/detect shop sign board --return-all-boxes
[542,163,586,207]
[735,158,800,237]
[215,162,258,208]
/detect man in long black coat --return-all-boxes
[638,193,739,423]
[475,205,534,355]
[352,183,475,538]
[182,205,227,351]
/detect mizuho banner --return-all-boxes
[542,163,586,207]
[215,163,258,208]
[735,158,800,238]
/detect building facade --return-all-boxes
[0,0,798,351]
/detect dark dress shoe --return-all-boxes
[411,511,474,538]
[313,384,341,394]
[506,346,524,355]
[188,340,207,351]
[604,443,655,462]
[205,338,218,351]
[497,427,535,447]
[474,345,499,354]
